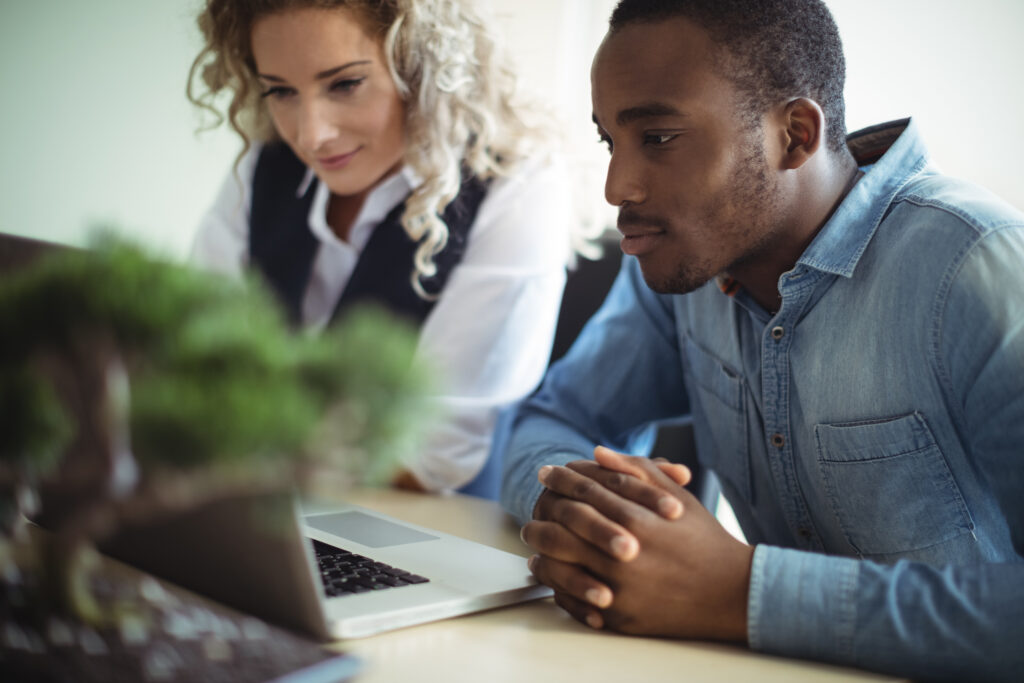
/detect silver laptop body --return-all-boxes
[101,490,550,640]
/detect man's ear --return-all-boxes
[781,98,824,170]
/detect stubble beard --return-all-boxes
[648,133,779,296]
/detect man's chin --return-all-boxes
[638,264,710,296]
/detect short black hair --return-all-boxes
[609,0,848,154]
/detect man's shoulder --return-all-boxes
[892,170,1024,240]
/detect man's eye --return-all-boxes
[330,77,365,93]
[644,133,678,145]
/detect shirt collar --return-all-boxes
[796,117,930,278]
[303,165,419,249]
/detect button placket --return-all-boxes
[761,294,815,546]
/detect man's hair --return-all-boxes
[610,0,848,154]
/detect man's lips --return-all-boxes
[619,229,666,256]
[317,148,360,170]
[617,214,670,256]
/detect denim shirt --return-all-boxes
[500,119,1024,682]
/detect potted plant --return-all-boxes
[0,234,429,675]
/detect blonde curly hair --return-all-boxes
[188,0,549,298]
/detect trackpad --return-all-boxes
[305,511,439,548]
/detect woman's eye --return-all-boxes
[260,85,294,100]
[330,77,365,94]
[598,134,613,153]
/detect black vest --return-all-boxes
[248,143,488,328]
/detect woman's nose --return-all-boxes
[295,99,337,152]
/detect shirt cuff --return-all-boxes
[748,544,861,662]
[502,445,585,524]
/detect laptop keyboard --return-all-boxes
[312,540,430,597]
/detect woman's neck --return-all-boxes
[326,191,368,243]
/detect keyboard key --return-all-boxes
[311,540,429,597]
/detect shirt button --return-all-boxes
[771,433,785,448]
[771,326,785,340]
[798,527,812,539]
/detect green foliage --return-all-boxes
[0,232,429,489]
[0,368,71,475]
[297,308,435,484]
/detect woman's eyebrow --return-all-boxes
[257,60,372,82]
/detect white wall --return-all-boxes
[830,0,1024,212]
[497,0,1024,222]
[0,0,237,258]
[1,0,1021,259]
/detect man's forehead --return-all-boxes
[594,15,714,67]
[591,17,722,124]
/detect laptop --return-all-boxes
[101,490,551,640]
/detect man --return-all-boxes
[499,1,1024,681]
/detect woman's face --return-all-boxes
[251,6,406,198]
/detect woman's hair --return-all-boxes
[188,0,548,298]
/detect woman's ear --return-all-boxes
[781,98,824,170]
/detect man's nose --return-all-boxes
[604,152,646,207]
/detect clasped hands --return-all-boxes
[521,446,754,642]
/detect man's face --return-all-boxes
[592,16,785,295]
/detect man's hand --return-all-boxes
[522,447,753,642]
[533,446,692,521]
[526,448,692,611]
[391,468,426,492]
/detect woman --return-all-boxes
[187,0,574,494]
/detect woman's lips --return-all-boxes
[318,148,360,171]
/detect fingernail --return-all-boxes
[658,496,683,519]
[520,526,528,544]
[527,555,538,572]
[585,588,611,608]
[586,611,604,629]
[538,465,553,482]
[610,535,637,560]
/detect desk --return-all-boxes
[333,489,903,683]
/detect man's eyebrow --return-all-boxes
[616,103,686,126]
[257,60,372,82]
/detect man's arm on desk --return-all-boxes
[499,257,690,524]
[524,452,1024,683]
[501,251,1024,682]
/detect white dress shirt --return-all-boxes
[190,143,572,491]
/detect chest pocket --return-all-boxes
[814,412,975,560]
[682,336,751,503]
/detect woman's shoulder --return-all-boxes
[464,153,573,269]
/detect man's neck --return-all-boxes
[731,153,860,314]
